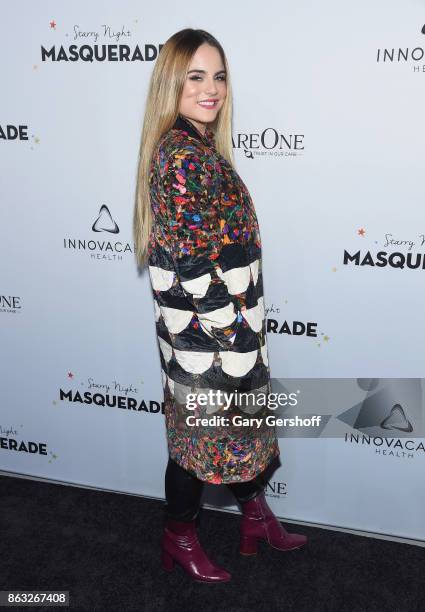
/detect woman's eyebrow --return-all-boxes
[187,69,227,75]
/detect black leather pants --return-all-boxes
[164,456,266,522]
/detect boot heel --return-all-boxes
[240,534,258,555]
[161,548,175,571]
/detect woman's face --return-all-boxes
[179,42,227,134]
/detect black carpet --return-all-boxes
[0,474,423,612]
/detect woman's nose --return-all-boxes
[205,79,218,95]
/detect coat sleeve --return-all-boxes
[154,145,242,349]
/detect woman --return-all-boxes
[134,28,307,583]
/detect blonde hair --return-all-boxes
[133,28,235,267]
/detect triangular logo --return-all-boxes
[92,205,119,234]
[380,403,413,432]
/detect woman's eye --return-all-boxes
[188,75,226,81]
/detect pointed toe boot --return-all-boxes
[161,518,231,583]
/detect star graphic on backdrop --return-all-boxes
[323,335,330,342]
[32,64,38,70]
[67,372,74,379]
[50,20,56,29]
[332,266,337,272]
[357,228,365,236]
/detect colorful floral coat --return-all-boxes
[147,113,280,484]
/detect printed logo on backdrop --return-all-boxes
[340,379,425,461]
[376,23,425,72]
[342,229,425,271]
[55,372,164,415]
[265,479,287,500]
[0,295,22,314]
[232,129,305,159]
[63,204,134,261]
[271,378,425,461]
[265,302,330,348]
[0,374,164,461]
[39,19,162,63]
[1,124,40,149]
[0,424,53,460]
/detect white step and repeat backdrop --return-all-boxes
[2,0,425,541]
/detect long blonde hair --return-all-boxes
[133,28,235,268]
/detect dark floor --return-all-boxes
[0,474,423,612]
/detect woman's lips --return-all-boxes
[198,100,218,108]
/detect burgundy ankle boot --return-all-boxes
[161,518,231,583]
[239,491,307,555]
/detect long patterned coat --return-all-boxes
[147,113,280,484]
